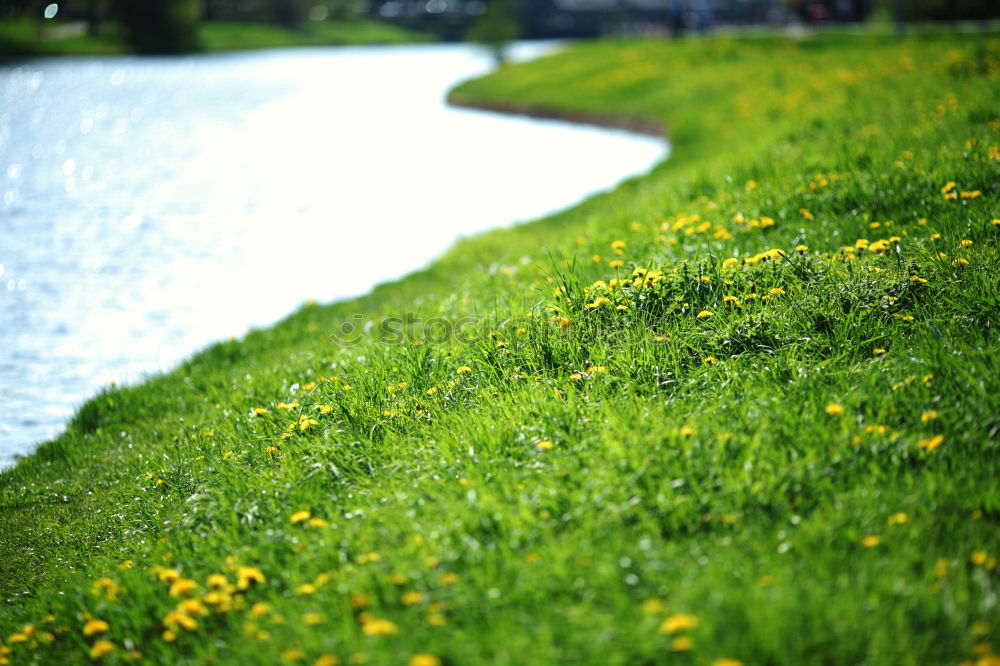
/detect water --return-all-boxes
[0,43,666,467]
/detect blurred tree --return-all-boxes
[269,0,311,27]
[467,0,520,66]
[114,0,200,53]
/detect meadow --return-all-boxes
[1,30,999,666]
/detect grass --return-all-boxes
[0,18,428,58]
[1,30,999,666]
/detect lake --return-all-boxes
[0,42,666,467]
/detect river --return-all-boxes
[0,42,666,467]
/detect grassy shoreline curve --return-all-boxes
[2,31,1000,665]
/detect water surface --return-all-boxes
[0,43,666,466]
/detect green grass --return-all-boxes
[2,30,999,666]
[0,18,428,58]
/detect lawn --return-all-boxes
[0,18,428,58]
[1,30,998,666]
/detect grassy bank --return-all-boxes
[1,31,999,666]
[0,18,428,58]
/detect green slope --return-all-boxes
[1,30,999,666]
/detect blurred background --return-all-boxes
[1,0,997,57]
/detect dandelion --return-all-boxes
[236,566,266,590]
[917,434,944,451]
[252,408,269,416]
[696,310,713,319]
[309,517,329,528]
[439,572,459,585]
[586,365,607,374]
[536,440,554,450]
[825,403,845,415]
[641,599,665,615]
[659,613,698,634]
[291,510,312,524]
[297,583,317,596]
[82,619,109,636]
[799,208,814,220]
[251,603,271,619]
[456,365,472,374]
[703,357,718,365]
[608,260,625,268]
[861,535,881,548]
[713,660,744,666]
[961,239,973,247]
[169,579,198,597]
[611,240,626,250]
[971,551,988,566]
[427,612,447,626]
[888,512,908,525]
[722,257,739,268]
[281,648,306,662]
[401,591,423,606]
[315,656,340,666]
[920,410,939,423]
[89,640,115,659]
[953,258,969,267]
[680,425,695,437]
[360,618,398,636]
[302,613,323,625]
[409,655,441,666]
[671,636,694,651]
[874,348,886,355]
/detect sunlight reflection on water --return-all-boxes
[0,42,666,466]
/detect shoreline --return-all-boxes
[446,92,667,138]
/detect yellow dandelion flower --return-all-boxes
[408,655,441,666]
[82,619,110,636]
[89,640,115,659]
[861,535,881,548]
[427,612,447,626]
[679,425,695,437]
[641,599,665,615]
[799,208,814,220]
[250,603,271,618]
[303,612,323,626]
[350,595,371,609]
[161,630,177,643]
[696,310,713,319]
[315,656,340,666]
[712,660,744,666]
[361,618,398,636]
[169,578,198,597]
[569,372,583,381]
[888,512,908,525]
[236,566,266,590]
[917,434,944,451]
[536,440,554,450]
[873,348,886,355]
[671,636,694,651]
[920,410,939,423]
[457,365,472,374]
[119,560,133,570]
[825,403,844,415]
[659,613,698,633]
[291,510,312,524]
[281,648,306,662]
[971,551,988,566]
[439,572,459,585]
[308,517,328,528]
[297,583,317,596]
[401,591,423,606]
[611,240,626,250]
[703,357,718,365]
[769,287,785,296]
[608,260,625,269]
[252,408,269,416]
